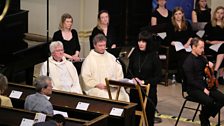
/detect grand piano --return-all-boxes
[0,0,49,85]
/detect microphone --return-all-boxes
[116,51,127,60]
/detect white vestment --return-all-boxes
[40,56,83,94]
[81,50,129,102]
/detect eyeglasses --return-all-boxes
[54,49,64,52]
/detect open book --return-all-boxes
[173,41,192,52]
[209,43,223,52]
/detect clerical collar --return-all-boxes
[94,49,105,54]
[53,57,63,62]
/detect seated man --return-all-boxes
[24,76,54,115]
[40,41,82,94]
[81,34,129,102]
[0,73,13,107]
[183,38,224,126]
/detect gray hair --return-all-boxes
[93,34,107,45]
[49,41,64,53]
[34,76,52,92]
[0,73,8,95]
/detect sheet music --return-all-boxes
[159,55,166,60]
[9,90,23,99]
[76,102,90,111]
[34,113,46,123]
[157,32,167,39]
[196,30,205,38]
[53,110,68,117]
[173,41,192,52]
[110,108,124,116]
[20,118,34,126]
[209,43,223,52]
[119,78,134,84]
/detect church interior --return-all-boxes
[1,0,224,126]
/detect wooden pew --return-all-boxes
[0,106,108,126]
[4,83,137,126]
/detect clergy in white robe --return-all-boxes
[81,34,129,102]
[40,41,82,94]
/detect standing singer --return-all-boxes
[183,38,224,126]
[126,30,162,126]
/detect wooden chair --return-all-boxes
[105,78,150,126]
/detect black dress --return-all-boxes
[126,49,162,126]
[194,9,211,22]
[89,25,117,49]
[151,9,172,25]
[52,29,80,56]
[165,21,193,68]
[203,22,224,55]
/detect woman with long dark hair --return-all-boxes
[192,0,211,23]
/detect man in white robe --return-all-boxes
[81,34,129,102]
[40,41,82,94]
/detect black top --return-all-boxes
[183,53,208,91]
[203,22,224,53]
[126,49,162,87]
[165,21,193,46]
[203,22,224,41]
[89,25,117,49]
[194,9,211,22]
[52,29,80,55]
[151,9,172,25]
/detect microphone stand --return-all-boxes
[117,58,159,112]
[116,57,159,125]
[46,0,50,76]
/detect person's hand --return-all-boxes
[111,44,116,49]
[204,88,210,96]
[72,55,80,62]
[133,77,144,85]
[184,44,189,48]
[171,41,176,46]
[208,61,214,68]
[95,83,106,90]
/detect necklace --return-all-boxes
[138,54,148,73]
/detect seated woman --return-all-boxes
[0,73,13,107]
[203,6,224,83]
[203,6,224,57]
[165,7,193,82]
[89,10,117,49]
[53,13,81,62]
[192,0,211,23]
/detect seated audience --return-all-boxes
[34,114,65,126]
[183,38,224,126]
[53,13,80,62]
[89,10,117,49]
[192,0,211,23]
[81,34,129,102]
[0,73,12,107]
[24,76,53,115]
[40,41,83,94]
